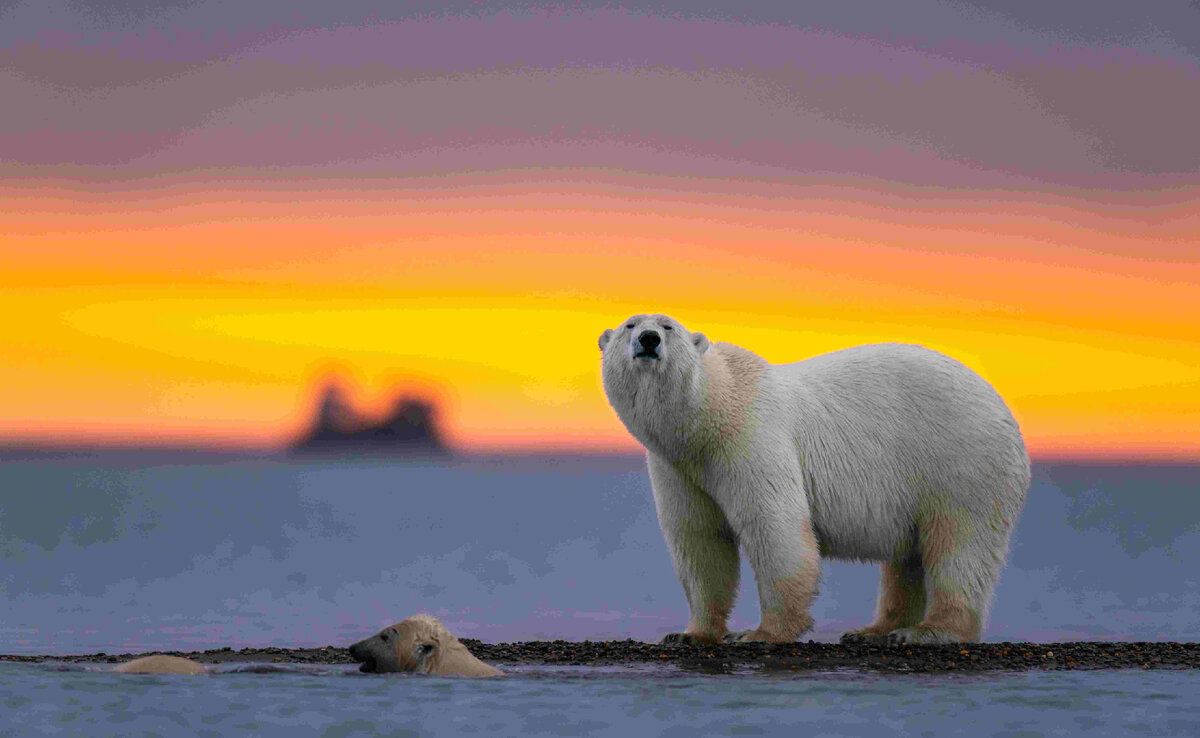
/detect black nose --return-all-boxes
[638,331,661,350]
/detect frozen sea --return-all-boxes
[2,452,1199,735]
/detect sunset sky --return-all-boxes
[2,1,1198,458]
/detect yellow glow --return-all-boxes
[2,176,1198,458]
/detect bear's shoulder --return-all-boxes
[706,341,769,386]
[711,340,768,366]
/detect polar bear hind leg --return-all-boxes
[842,557,927,642]
[842,497,1008,645]
[886,505,1005,644]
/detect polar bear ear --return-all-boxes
[692,332,710,354]
[598,328,613,351]
[413,642,436,673]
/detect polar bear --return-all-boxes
[348,614,502,677]
[599,314,1029,645]
[114,654,206,674]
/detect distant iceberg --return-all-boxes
[289,378,449,456]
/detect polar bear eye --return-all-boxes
[625,324,634,329]
[663,325,673,331]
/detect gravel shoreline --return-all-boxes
[4,641,1199,672]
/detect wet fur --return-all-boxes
[600,314,1029,644]
[348,614,502,677]
[114,654,206,675]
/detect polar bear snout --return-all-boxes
[347,638,380,673]
[635,329,662,360]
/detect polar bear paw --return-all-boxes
[885,627,961,645]
[842,627,961,645]
[839,630,889,645]
[722,630,795,644]
[662,632,723,646]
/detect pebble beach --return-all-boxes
[6,641,1199,673]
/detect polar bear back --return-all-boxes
[762,343,1028,561]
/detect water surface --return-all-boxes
[3,661,1198,737]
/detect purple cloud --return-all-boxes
[2,3,1196,186]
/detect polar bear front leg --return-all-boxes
[717,467,821,644]
[647,454,740,646]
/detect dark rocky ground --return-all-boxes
[4,641,1199,672]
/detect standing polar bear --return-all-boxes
[600,314,1029,645]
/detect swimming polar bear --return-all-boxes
[599,314,1029,645]
[348,614,502,677]
[114,654,206,674]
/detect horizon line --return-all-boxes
[2,440,1197,466]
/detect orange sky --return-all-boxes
[6,5,1200,460]
[3,172,1197,459]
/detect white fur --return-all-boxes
[600,314,1029,644]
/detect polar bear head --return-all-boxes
[598,313,709,373]
[348,614,502,677]
[599,314,712,453]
